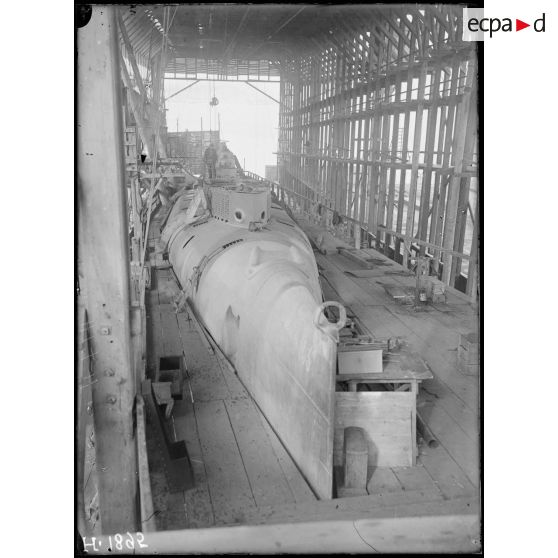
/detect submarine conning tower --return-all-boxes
[209,182,272,231]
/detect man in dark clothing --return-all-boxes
[203,143,218,179]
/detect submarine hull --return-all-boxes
[163,185,342,498]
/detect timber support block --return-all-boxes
[338,426,368,497]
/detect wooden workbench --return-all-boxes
[335,351,433,467]
[300,216,479,496]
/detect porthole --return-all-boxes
[234,210,244,222]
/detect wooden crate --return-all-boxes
[338,346,383,374]
[334,392,414,468]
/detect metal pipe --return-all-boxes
[416,410,440,449]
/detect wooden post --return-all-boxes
[77,5,138,533]
[119,55,153,159]
[395,63,414,262]
[367,37,385,236]
[428,80,449,248]
[418,65,441,256]
[466,190,479,301]
[376,110,391,251]
[451,75,478,281]
[441,57,476,285]
[411,380,418,465]
[385,30,404,255]
[432,56,460,274]
[359,45,373,225]
[339,57,351,217]
[77,305,93,536]
[117,11,148,104]
[403,61,427,269]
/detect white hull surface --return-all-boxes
[162,184,343,498]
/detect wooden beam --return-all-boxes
[240,6,307,60]
[119,50,153,158]
[432,57,461,273]
[117,11,148,103]
[428,5,453,41]
[394,62,414,260]
[402,61,427,269]
[77,5,138,533]
[409,7,435,52]
[77,305,93,536]
[377,226,471,260]
[465,190,479,301]
[385,67,403,252]
[441,58,477,285]
[164,79,200,102]
[451,75,478,281]
[222,6,251,61]
[340,56,352,216]
[358,46,374,224]
[368,13,402,52]
[244,81,282,105]
[417,66,441,255]
[376,109,391,250]
[136,396,156,532]
[87,500,480,553]
[428,78,449,246]
[366,36,385,233]
[384,10,413,53]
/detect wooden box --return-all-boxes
[338,347,383,374]
[157,355,185,398]
[334,392,414,468]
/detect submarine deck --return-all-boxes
[144,204,479,534]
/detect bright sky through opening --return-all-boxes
[164,79,280,176]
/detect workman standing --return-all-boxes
[203,143,218,179]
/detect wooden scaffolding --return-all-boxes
[277,6,479,300]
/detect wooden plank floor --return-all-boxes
[143,206,479,535]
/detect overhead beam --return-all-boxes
[164,79,200,102]
[239,5,306,60]
[77,5,138,534]
[244,81,284,107]
[117,10,148,103]
[222,6,251,61]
